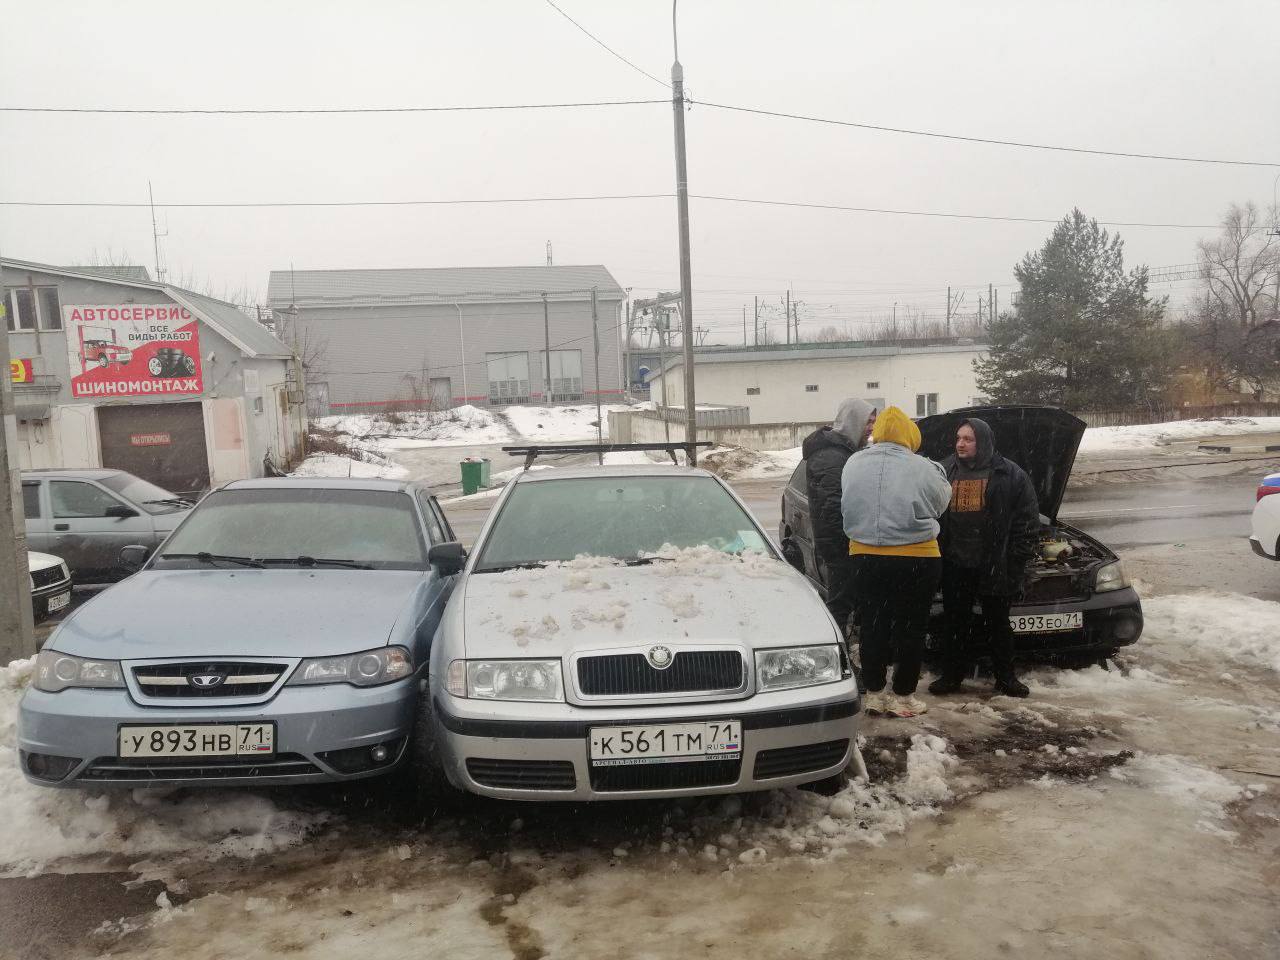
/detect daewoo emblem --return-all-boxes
[189,674,226,688]
[646,646,674,670]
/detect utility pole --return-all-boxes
[670,1,697,465]
[542,292,552,406]
[753,295,759,346]
[148,180,166,283]
[988,283,994,328]
[946,286,951,336]
[785,289,791,345]
[546,241,553,267]
[0,269,37,661]
[993,288,999,323]
[742,306,747,345]
[591,286,603,464]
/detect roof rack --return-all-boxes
[502,442,713,470]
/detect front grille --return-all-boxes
[590,758,741,792]
[577,651,745,696]
[1022,574,1083,604]
[80,753,319,782]
[467,758,576,791]
[132,661,288,699]
[753,739,849,780]
[31,565,68,590]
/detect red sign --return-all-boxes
[64,304,204,398]
[129,433,172,447]
[9,359,33,384]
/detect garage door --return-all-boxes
[97,402,211,495]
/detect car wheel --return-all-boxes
[147,356,164,376]
[408,690,463,812]
[97,355,109,368]
[181,353,196,375]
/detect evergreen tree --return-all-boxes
[975,210,1174,410]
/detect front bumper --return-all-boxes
[432,682,860,801]
[1250,536,1277,560]
[17,679,417,788]
[31,578,73,622]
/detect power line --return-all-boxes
[0,99,666,115]
[692,100,1280,169]
[540,0,670,90]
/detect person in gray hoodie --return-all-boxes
[840,407,952,718]
[800,398,877,633]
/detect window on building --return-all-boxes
[5,286,61,332]
[866,381,880,390]
[746,387,761,396]
[486,352,531,405]
[540,349,584,402]
[916,393,939,417]
[804,384,819,392]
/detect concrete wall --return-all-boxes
[650,346,985,422]
[611,410,826,451]
[280,296,625,411]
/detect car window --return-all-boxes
[428,497,455,542]
[474,476,773,571]
[98,472,188,515]
[415,490,446,543]
[50,481,123,518]
[152,487,427,570]
[788,462,807,494]
[22,483,41,519]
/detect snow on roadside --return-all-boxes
[1143,593,1280,674]
[0,659,328,877]
[1109,753,1252,836]
[502,403,637,443]
[314,405,513,448]
[290,454,408,480]
[700,446,803,481]
[1078,416,1280,455]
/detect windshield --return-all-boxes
[152,487,427,570]
[473,475,772,572]
[99,473,191,515]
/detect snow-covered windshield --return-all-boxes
[473,475,772,571]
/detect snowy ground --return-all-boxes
[1076,416,1280,455]
[5,534,1279,958]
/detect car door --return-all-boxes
[21,480,51,553]
[412,489,460,664]
[47,479,156,582]
[780,461,820,582]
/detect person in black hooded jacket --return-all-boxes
[801,398,876,633]
[929,417,1039,698]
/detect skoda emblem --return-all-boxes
[189,674,226,688]
[646,645,674,670]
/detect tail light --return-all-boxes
[1258,481,1280,502]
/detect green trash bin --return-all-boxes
[460,458,485,496]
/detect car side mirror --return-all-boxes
[105,504,139,520]
[427,541,467,576]
[119,544,150,572]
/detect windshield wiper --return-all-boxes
[474,562,549,574]
[144,497,194,507]
[161,552,264,568]
[257,556,373,570]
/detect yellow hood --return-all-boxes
[871,406,921,451]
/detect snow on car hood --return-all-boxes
[460,547,836,659]
[49,569,430,660]
[26,551,64,574]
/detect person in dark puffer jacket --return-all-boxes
[800,398,876,634]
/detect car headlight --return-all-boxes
[288,646,413,687]
[447,659,564,702]
[755,644,843,692]
[1094,561,1130,593]
[34,650,125,693]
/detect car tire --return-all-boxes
[147,356,164,376]
[97,355,109,368]
[408,690,464,812]
[181,352,196,375]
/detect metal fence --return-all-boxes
[1078,403,1280,428]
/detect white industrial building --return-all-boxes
[645,340,988,423]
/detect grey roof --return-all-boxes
[266,265,626,308]
[59,265,152,281]
[225,477,412,492]
[516,464,705,481]
[646,340,987,380]
[168,288,293,359]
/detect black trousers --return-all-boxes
[851,554,942,696]
[819,551,856,635]
[940,561,1016,680]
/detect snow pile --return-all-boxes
[314,405,514,448]
[701,446,803,481]
[749,735,959,854]
[1078,416,1280,455]
[0,658,328,876]
[1109,753,1250,836]
[503,403,637,442]
[290,453,408,480]
[1143,593,1280,674]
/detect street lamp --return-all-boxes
[671,0,697,464]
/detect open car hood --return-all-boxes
[916,405,1086,521]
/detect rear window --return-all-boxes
[475,475,771,571]
[154,487,427,570]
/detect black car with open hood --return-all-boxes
[781,405,1143,660]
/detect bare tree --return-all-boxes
[1197,202,1280,328]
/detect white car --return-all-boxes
[418,461,861,802]
[27,551,73,622]
[1249,472,1280,560]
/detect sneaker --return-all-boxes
[862,690,889,715]
[885,694,928,718]
[927,675,964,696]
[993,676,1030,698]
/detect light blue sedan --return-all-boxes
[18,478,466,788]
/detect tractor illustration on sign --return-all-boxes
[78,325,133,371]
[148,347,197,378]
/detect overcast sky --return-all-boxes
[3,0,1277,343]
